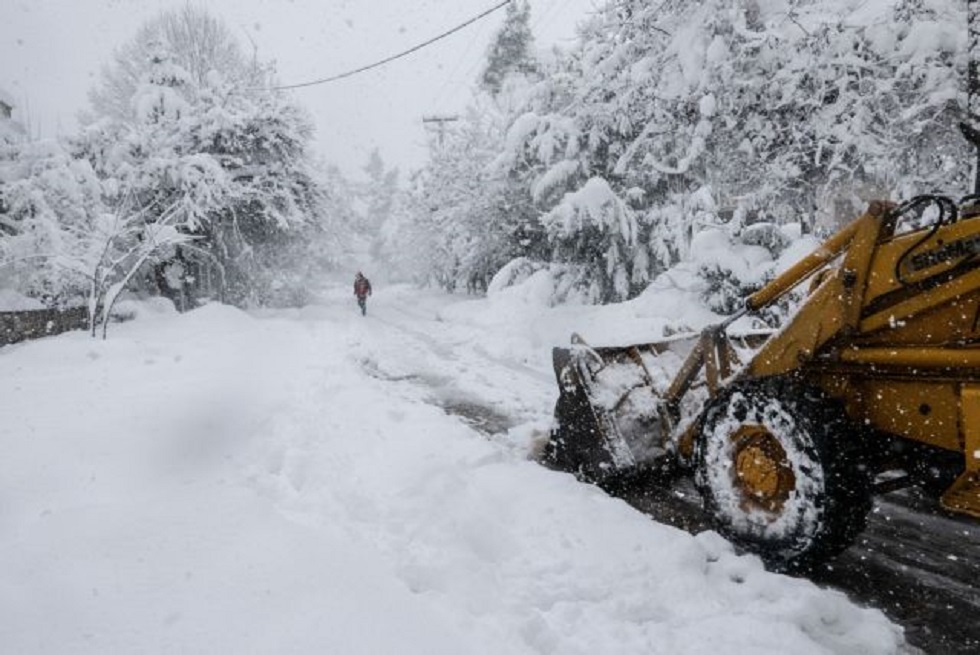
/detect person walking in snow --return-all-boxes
[354,271,372,316]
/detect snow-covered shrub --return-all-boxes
[542,176,639,302]
[487,257,546,295]
[0,138,106,306]
[698,263,754,315]
[487,259,599,306]
[690,221,810,328]
[739,222,792,257]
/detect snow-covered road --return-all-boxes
[0,281,908,653]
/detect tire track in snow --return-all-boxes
[343,291,556,438]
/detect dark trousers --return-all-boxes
[357,296,367,316]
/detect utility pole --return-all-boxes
[422,115,459,147]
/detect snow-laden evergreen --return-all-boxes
[398,0,969,308]
[479,0,540,98]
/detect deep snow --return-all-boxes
[0,279,907,653]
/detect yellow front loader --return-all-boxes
[543,195,980,571]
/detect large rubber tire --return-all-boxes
[694,378,872,572]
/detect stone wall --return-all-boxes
[0,307,90,346]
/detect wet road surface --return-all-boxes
[623,479,980,654]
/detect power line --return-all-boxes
[431,15,494,108]
[269,0,513,91]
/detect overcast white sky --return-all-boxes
[1,0,596,178]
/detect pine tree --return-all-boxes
[479,0,539,97]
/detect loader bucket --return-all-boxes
[541,330,770,484]
[541,334,699,484]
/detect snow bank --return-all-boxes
[0,290,905,653]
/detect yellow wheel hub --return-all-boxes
[730,424,795,513]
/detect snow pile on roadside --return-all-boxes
[0,295,905,653]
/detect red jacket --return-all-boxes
[354,276,372,298]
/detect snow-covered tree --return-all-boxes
[490,0,968,304]
[376,170,438,285]
[395,102,539,293]
[354,148,400,267]
[0,127,119,308]
[0,135,193,334]
[359,149,399,233]
[87,4,264,123]
[479,0,540,97]
[79,5,335,307]
[80,196,191,337]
